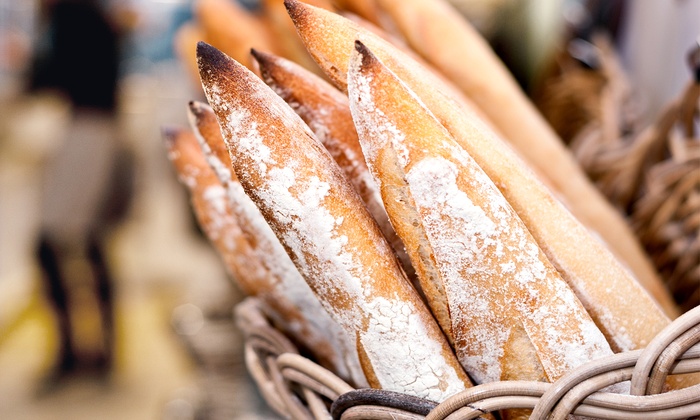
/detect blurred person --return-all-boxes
[28,0,133,383]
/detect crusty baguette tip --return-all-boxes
[196,41,473,402]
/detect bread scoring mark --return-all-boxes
[360,296,466,401]
[347,38,615,384]
[407,157,507,383]
[348,69,409,190]
[260,51,388,240]
[226,166,366,386]
[256,165,363,314]
[406,153,614,382]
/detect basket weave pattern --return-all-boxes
[235,297,700,419]
[536,38,700,311]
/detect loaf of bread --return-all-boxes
[373,0,676,319]
[333,0,383,27]
[348,40,618,386]
[251,48,416,284]
[258,0,332,77]
[163,126,267,300]
[164,123,366,386]
[283,0,677,357]
[196,41,473,401]
[173,22,206,86]
[195,0,278,71]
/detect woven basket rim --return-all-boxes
[234,298,700,419]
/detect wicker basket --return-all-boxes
[535,39,700,312]
[234,297,700,419]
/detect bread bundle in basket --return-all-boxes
[164,0,700,417]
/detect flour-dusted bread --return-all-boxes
[258,0,332,77]
[164,124,366,386]
[163,126,267,300]
[196,42,473,401]
[283,0,679,357]
[251,48,416,283]
[373,0,675,319]
[348,41,618,387]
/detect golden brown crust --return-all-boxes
[195,0,278,71]
[259,0,331,77]
[163,126,264,297]
[283,1,676,359]
[197,41,472,401]
[373,0,677,318]
[339,11,421,60]
[349,41,615,385]
[182,103,370,386]
[282,1,455,95]
[251,48,417,288]
[332,0,382,26]
[187,100,231,167]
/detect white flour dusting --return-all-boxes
[201,184,236,252]
[406,158,508,383]
[361,296,466,401]
[256,165,366,314]
[226,160,366,386]
[406,154,613,383]
[346,51,613,384]
[202,57,467,400]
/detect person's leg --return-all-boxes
[37,234,76,374]
[87,231,114,372]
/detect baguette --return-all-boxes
[173,22,205,86]
[164,124,366,386]
[163,126,266,300]
[283,0,678,355]
[196,41,472,401]
[195,0,278,70]
[332,0,382,27]
[259,0,332,77]
[348,40,616,385]
[373,0,674,316]
[251,48,415,283]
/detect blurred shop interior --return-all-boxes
[0,0,697,419]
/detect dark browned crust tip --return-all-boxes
[188,100,209,119]
[250,48,276,79]
[354,40,377,71]
[197,41,233,85]
[249,48,266,65]
[284,0,307,27]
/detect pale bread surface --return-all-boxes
[252,49,416,285]
[166,124,366,386]
[283,1,674,357]
[348,42,616,384]
[374,0,676,319]
[197,42,472,401]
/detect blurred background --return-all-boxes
[0,0,697,419]
[0,0,273,418]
